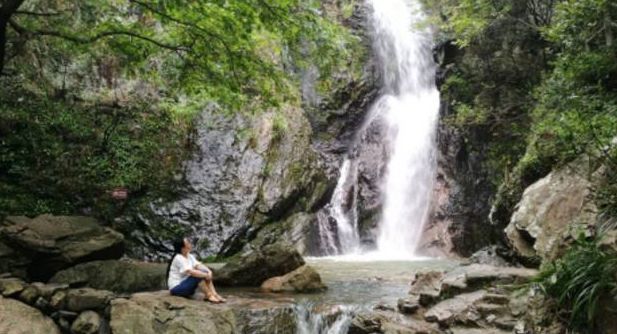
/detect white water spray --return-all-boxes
[318,0,439,259]
[370,0,440,257]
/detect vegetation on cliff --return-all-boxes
[0,0,361,220]
[428,0,616,227]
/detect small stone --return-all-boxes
[0,278,26,297]
[374,303,396,312]
[486,314,497,323]
[31,282,69,300]
[50,290,68,310]
[397,297,420,314]
[58,310,79,321]
[18,285,41,305]
[71,311,101,334]
[34,296,52,313]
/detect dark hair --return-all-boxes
[166,237,186,288]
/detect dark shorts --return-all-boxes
[170,276,201,297]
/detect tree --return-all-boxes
[0,0,350,108]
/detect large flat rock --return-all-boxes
[0,215,124,280]
[110,291,297,334]
[50,260,166,293]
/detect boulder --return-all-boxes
[260,265,326,293]
[424,290,488,326]
[408,271,444,306]
[50,260,166,293]
[0,296,60,334]
[110,291,296,334]
[70,311,101,334]
[215,242,305,286]
[0,215,124,280]
[440,264,537,295]
[505,160,598,261]
[65,288,114,312]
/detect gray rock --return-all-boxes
[441,264,537,295]
[50,290,68,310]
[125,105,327,259]
[424,290,487,325]
[505,158,599,261]
[31,282,69,299]
[17,284,40,304]
[0,296,61,334]
[215,242,305,286]
[408,271,444,306]
[71,311,101,334]
[0,278,26,297]
[348,310,438,334]
[110,291,296,334]
[0,215,124,280]
[260,265,326,293]
[66,288,114,312]
[397,296,420,314]
[50,260,166,293]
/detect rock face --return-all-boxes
[260,265,327,293]
[50,260,166,293]
[124,105,331,259]
[505,159,599,261]
[0,296,60,334]
[0,215,124,280]
[215,242,305,286]
[109,291,296,334]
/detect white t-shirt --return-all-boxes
[168,253,201,289]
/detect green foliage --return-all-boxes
[534,236,617,331]
[0,78,189,218]
[4,0,355,111]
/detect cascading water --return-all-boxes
[320,0,440,258]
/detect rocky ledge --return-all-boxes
[347,263,541,334]
[0,277,303,334]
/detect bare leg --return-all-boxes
[205,280,225,302]
[198,280,219,302]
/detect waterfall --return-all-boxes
[295,303,356,334]
[319,0,440,258]
[371,0,440,256]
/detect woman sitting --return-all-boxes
[166,237,226,303]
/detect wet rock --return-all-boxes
[349,310,438,334]
[0,278,26,297]
[0,296,61,333]
[397,296,420,314]
[125,105,327,259]
[110,291,296,334]
[408,271,444,306]
[70,311,101,334]
[424,290,487,325]
[65,288,114,312]
[261,265,326,293]
[466,245,514,267]
[215,242,304,286]
[441,264,537,295]
[0,215,124,281]
[505,158,599,261]
[50,260,166,293]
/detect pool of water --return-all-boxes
[219,257,458,333]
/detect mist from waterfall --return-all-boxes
[370,0,440,257]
